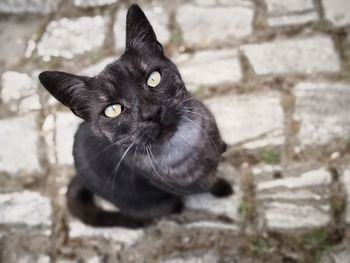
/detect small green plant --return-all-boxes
[303,228,330,263]
[261,149,280,164]
[239,201,248,220]
[250,238,271,254]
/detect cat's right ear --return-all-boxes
[39,71,90,118]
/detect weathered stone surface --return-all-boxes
[185,221,239,231]
[185,163,242,221]
[264,202,330,229]
[17,255,50,263]
[0,113,42,175]
[204,92,284,147]
[177,4,253,47]
[343,168,350,224]
[1,71,40,113]
[321,241,350,263]
[74,0,118,7]
[0,0,59,14]
[293,82,350,145]
[1,71,36,103]
[55,112,82,165]
[0,17,41,70]
[268,12,318,27]
[242,36,341,75]
[0,191,52,227]
[114,7,170,51]
[257,168,332,191]
[322,0,350,27]
[79,56,115,76]
[175,49,242,92]
[265,0,314,13]
[37,16,107,61]
[69,220,144,246]
[257,167,331,230]
[162,252,219,263]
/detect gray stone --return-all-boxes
[268,12,319,27]
[1,71,40,113]
[114,7,170,51]
[0,0,59,14]
[185,221,239,231]
[79,57,115,77]
[265,0,314,13]
[37,16,107,61]
[321,241,350,263]
[204,92,284,147]
[0,191,52,227]
[0,113,42,175]
[257,168,332,191]
[343,168,350,224]
[74,0,118,7]
[264,202,330,229]
[177,4,253,47]
[18,255,50,263]
[175,49,242,92]
[0,17,41,70]
[55,112,82,165]
[322,0,350,27]
[185,163,242,221]
[69,220,144,246]
[242,36,341,75]
[293,82,350,146]
[1,71,36,103]
[162,252,218,263]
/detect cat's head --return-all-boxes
[39,4,192,147]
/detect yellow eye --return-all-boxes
[147,71,161,88]
[104,104,122,118]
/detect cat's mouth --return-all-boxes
[138,122,161,144]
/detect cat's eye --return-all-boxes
[147,71,161,88]
[104,104,122,118]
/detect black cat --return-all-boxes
[39,4,233,228]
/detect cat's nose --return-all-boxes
[141,104,161,123]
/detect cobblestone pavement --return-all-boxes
[0,0,350,262]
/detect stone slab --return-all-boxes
[293,82,350,145]
[175,49,242,91]
[322,0,350,27]
[264,202,330,229]
[0,191,52,227]
[74,0,118,7]
[37,16,107,61]
[0,113,42,175]
[177,4,253,47]
[69,220,144,246]
[242,36,341,75]
[268,12,319,27]
[0,0,59,14]
[185,162,241,221]
[55,112,82,165]
[343,168,350,224]
[204,92,284,147]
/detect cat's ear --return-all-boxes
[39,71,90,118]
[125,4,163,53]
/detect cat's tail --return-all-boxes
[67,176,148,229]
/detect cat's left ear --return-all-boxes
[125,4,163,54]
[39,71,91,119]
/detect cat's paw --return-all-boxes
[127,218,152,229]
[171,200,184,214]
[210,178,234,198]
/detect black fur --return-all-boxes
[39,4,232,228]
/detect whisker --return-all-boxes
[180,109,212,120]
